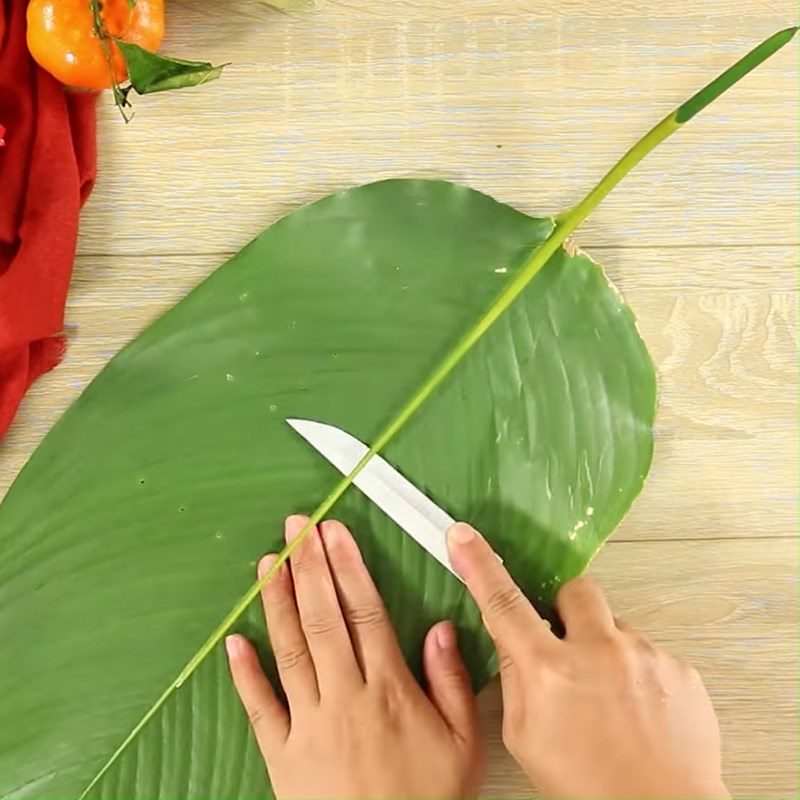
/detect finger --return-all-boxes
[447,523,555,658]
[226,634,289,756]
[319,520,405,681]
[498,639,525,740]
[615,617,658,654]
[285,514,363,694]
[555,576,616,639]
[614,616,636,634]
[422,621,480,746]
[258,552,318,707]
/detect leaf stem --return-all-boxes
[77,26,797,798]
[89,0,133,121]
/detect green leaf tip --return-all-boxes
[117,41,226,95]
[676,26,798,123]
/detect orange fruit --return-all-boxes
[26,0,165,90]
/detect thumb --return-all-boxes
[447,522,555,657]
[423,621,479,745]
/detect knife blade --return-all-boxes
[286,417,565,637]
[286,418,457,575]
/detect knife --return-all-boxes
[286,417,565,637]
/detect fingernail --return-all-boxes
[321,521,363,562]
[285,514,309,542]
[448,522,477,547]
[320,520,343,546]
[435,621,456,650]
[258,554,280,579]
[225,635,242,659]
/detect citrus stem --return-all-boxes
[89,0,132,120]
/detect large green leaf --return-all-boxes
[0,179,654,798]
[0,27,794,800]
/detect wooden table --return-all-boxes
[2,1,797,796]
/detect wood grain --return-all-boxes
[78,0,799,256]
[2,0,797,796]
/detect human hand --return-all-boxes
[446,522,729,800]
[226,515,484,800]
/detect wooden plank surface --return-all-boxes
[1,0,797,797]
[78,0,799,256]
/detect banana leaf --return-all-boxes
[0,27,794,800]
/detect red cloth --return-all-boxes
[0,0,96,439]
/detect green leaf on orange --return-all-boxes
[117,41,226,95]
